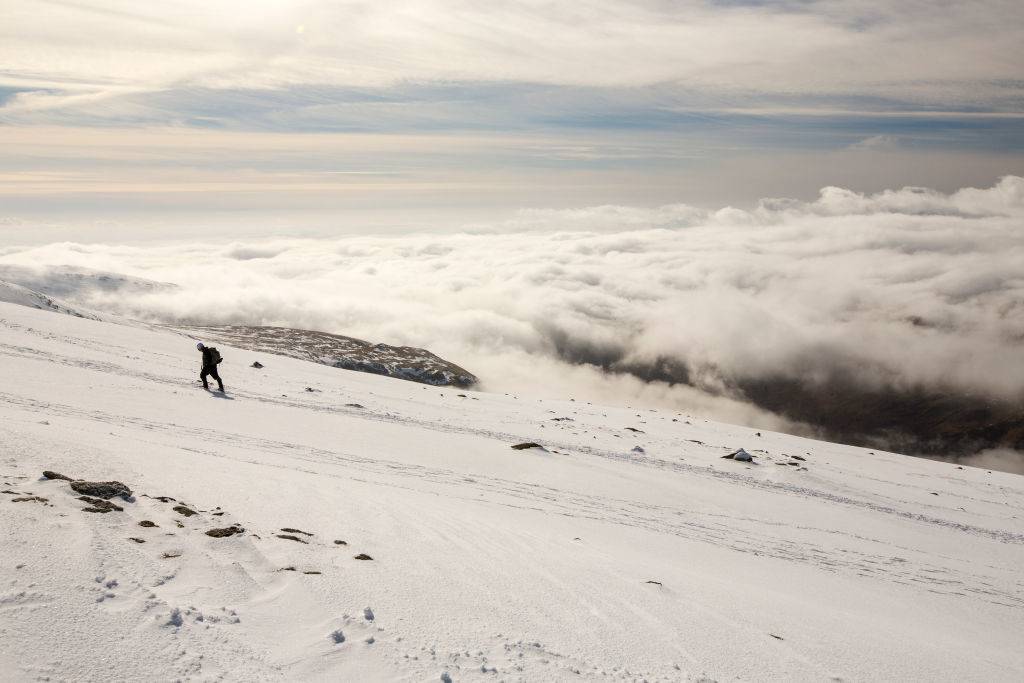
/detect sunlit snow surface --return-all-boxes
[0,302,1022,681]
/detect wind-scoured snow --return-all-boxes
[174,324,478,388]
[1,302,1022,681]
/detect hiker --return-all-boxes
[196,342,224,392]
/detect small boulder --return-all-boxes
[354,553,373,561]
[42,471,73,481]
[276,534,308,544]
[511,442,546,451]
[70,480,132,500]
[722,448,754,462]
[138,520,158,528]
[206,525,244,538]
[78,496,123,513]
[172,505,197,517]
[334,540,348,546]
[252,361,264,369]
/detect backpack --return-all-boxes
[209,347,223,364]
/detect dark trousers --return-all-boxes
[201,365,224,391]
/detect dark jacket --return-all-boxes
[201,347,217,370]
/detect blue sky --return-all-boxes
[1,0,1022,232]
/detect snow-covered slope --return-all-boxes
[1,302,1022,682]
[173,324,478,388]
[0,279,100,320]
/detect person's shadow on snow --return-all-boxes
[208,392,235,400]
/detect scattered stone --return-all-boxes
[441,673,453,683]
[363,606,374,621]
[70,480,132,500]
[138,520,158,528]
[345,403,365,409]
[334,540,348,545]
[791,455,806,461]
[511,442,545,450]
[252,361,264,368]
[42,471,73,481]
[280,566,297,572]
[12,496,48,504]
[645,580,663,586]
[280,527,313,536]
[172,505,197,517]
[1,490,19,495]
[722,448,754,462]
[151,496,176,503]
[206,525,245,538]
[624,427,644,433]
[330,629,346,644]
[161,551,182,559]
[128,537,146,544]
[769,633,784,641]
[276,534,308,544]
[756,432,762,437]
[78,496,123,513]
[212,512,224,516]
[354,553,373,561]
[303,571,322,575]
[305,387,318,392]
[550,417,574,421]
[631,446,645,454]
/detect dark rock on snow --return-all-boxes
[42,471,73,481]
[78,496,123,513]
[276,534,308,544]
[70,480,132,500]
[206,525,245,538]
[511,442,545,450]
[172,505,197,517]
[13,496,49,504]
[280,527,313,536]
[354,553,373,561]
[138,520,158,528]
[251,361,264,368]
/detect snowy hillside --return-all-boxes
[173,324,478,388]
[1,301,1022,681]
[0,280,99,320]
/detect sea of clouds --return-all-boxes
[2,177,1023,467]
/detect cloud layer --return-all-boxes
[3,177,1023,468]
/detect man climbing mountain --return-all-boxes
[196,342,225,392]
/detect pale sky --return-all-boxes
[2,0,1023,236]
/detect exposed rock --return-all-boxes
[128,537,146,544]
[152,496,176,503]
[12,496,48,504]
[645,580,663,586]
[70,480,132,500]
[346,403,365,409]
[172,505,197,517]
[354,553,373,561]
[511,442,545,451]
[624,427,644,433]
[161,551,182,559]
[78,496,123,513]
[791,455,806,461]
[206,525,244,538]
[632,446,645,454]
[138,520,158,528]
[303,571,322,575]
[334,540,348,545]
[251,361,264,368]
[276,534,308,544]
[172,324,478,387]
[722,448,754,462]
[280,527,313,536]
[42,471,73,481]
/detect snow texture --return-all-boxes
[0,301,1022,681]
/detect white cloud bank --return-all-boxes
[3,177,1024,463]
